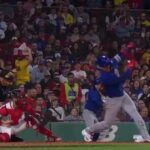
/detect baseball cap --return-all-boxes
[55,53,61,58]
[12,36,18,40]
[46,59,53,63]
[127,42,135,49]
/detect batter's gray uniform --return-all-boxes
[84,55,150,141]
[82,87,110,141]
[86,78,150,140]
[83,109,99,126]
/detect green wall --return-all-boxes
[18,122,150,142]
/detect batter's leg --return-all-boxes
[82,109,98,126]
[122,92,150,140]
[82,109,99,141]
[85,97,122,133]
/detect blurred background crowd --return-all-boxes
[0,0,150,124]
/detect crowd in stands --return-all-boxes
[0,0,150,124]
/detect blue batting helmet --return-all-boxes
[96,55,111,68]
[93,77,102,85]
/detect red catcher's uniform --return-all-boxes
[0,101,25,142]
[0,101,24,126]
[16,96,37,115]
[0,100,60,142]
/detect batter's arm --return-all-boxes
[88,90,103,106]
[102,69,132,85]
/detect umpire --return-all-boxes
[82,78,104,141]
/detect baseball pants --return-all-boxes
[83,109,110,141]
[87,92,150,139]
[83,109,98,126]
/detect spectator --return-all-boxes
[36,32,47,51]
[77,35,90,59]
[131,80,143,97]
[70,26,80,43]
[31,42,39,56]
[23,0,35,14]
[84,28,100,46]
[44,90,56,109]
[48,8,58,26]
[65,108,82,121]
[142,49,150,65]
[59,64,71,83]
[30,60,47,84]
[40,70,56,91]
[72,62,87,81]
[76,6,89,24]
[137,100,146,112]
[36,96,46,109]
[140,107,150,122]
[43,44,54,59]
[45,59,54,79]
[61,7,74,26]
[59,72,82,113]
[18,84,25,97]
[128,0,142,9]
[15,50,30,85]
[112,14,135,38]
[0,11,7,32]
[0,58,4,69]
[49,97,65,121]
[34,83,42,96]
[145,70,150,85]
[138,84,150,108]
[70,42,81,61]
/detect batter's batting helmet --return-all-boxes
[93,77,102,85]
[96,55,111,68]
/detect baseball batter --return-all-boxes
[82,55,150,142]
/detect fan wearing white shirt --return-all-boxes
[59,65,71,83]
[72,63,87,80]
[49,98,65,121]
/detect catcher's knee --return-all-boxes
[0,133,10,142]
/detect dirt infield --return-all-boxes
[0,142,149,147]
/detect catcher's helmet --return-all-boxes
[96,55,111,68]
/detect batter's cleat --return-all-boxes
[134,135,150,143]
[82,129,92,142]
[144,139,150,142]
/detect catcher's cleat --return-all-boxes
[46,136,62,142]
